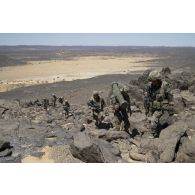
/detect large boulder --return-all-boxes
[161,67,171,76]
[172,89,186,113]
[157,121,188,162]
[139,121,188,162]
[0,139,13,160]
[129,69,152,89]
[181,91,195,108]
[175,134,195,162]
[128,85,144,102]
[99,130,130,142]
[70,132,121,163]
[167,71,195,91]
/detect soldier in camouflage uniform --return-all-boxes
[120,86,132,116]
[63,100,70,118]
[58,96,64,105]
[144,70,174,137]
[110,84,130,132]
[51,94,57,108]
[87,91,106,127]
[43,98,49,111]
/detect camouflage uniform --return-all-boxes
[63,100,70,118]
[43,98,49,111]
[120,86,132,116]
[52,94,57,107]
[144,71,174,136]
[58,97,64,104]
[110,85,130,132]
[113,104,130,132]
[88,91,106,126]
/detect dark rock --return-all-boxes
[167,71,195,91]
[175,134,195,162]
[172,89,186,113]
[129,146,146,162]
[99,130,129,142]
[70,132,121,163]
[158,121,188,162]
[161,67,171,76]
[0,139,12,151]
[137,69,152,88]
[95,139,121,162]
[139,121,188,162]
[70,132,101,163]
[179,113,195,130]
[0,155,21,163]
[181,92,195,107]
[79,124,86,132]
[87,129,107,139]
[128,85,144,102]
[0,148,12,157]
[19,121,47,148]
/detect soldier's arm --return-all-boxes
[87,99,94,107]
[102,98,106,108]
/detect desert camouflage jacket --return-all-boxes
[144,81,173,113]
[88,96,105,113]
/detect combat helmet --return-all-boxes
[93,91,99,96]
[148,70,161,81]
[120,85,129,93]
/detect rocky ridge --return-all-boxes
[0,68,194,163]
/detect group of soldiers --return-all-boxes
[26,69,173,138]
[87,83,131,132]
[32,94,70,118]
[87,70,174,138]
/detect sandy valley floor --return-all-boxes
[0,55,159,92]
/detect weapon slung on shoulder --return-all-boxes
[111,82,128,109]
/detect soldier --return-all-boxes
[110,83,130,132]
[144,70,174,137]
[34,98,41,106]
[51,94,57,107]
[87,91,106,127]
[43,98,49,111]
[120,86,132,116]
[63,100,70,118]
[58,96,64,104]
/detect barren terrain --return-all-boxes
[0,46,195,163]
[0,56,158,92]
[1,46,195,92]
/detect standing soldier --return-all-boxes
[110,83,130,132]
[144,70,174,137]
[63,100,70,118]
[120,86,132,116]
[43,98,49,111]
[87,91,106,127]
[58,96,64,105]
[51,94,57,108]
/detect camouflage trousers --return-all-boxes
[64,107,70,118]
[114,110,130,132]
[93,111,104,126]
[148,110,172,134]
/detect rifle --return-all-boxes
[87,102,102,113]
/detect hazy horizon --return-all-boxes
[0,33,195,47]
[0,45,195,48]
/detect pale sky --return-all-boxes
[0,33,195,47]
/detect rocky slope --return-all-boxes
[0,69,194,163]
